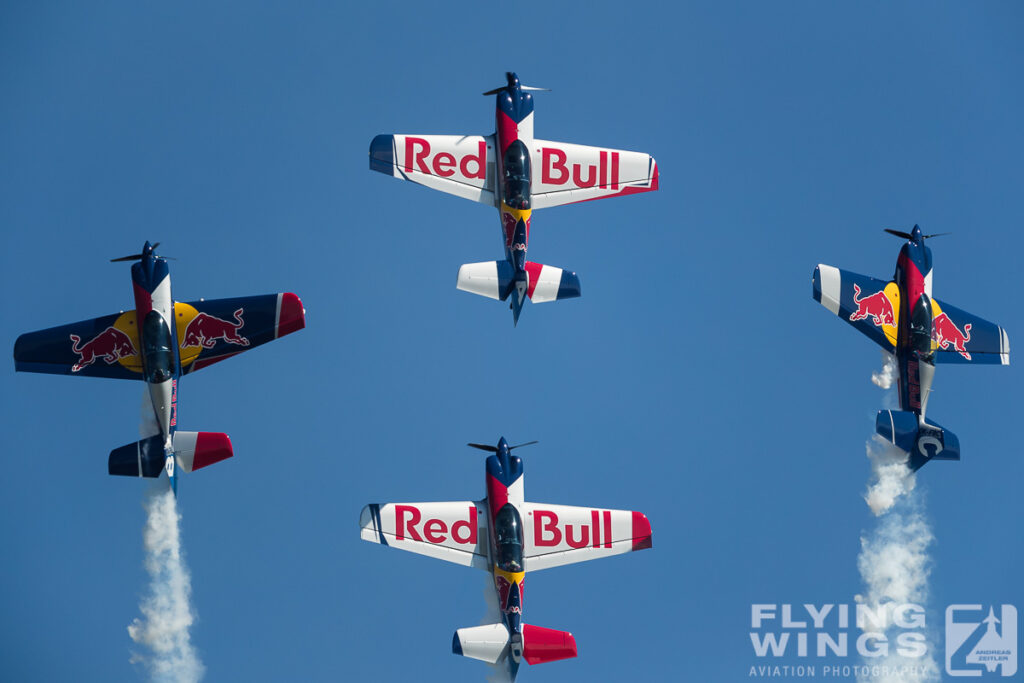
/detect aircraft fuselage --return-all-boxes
[891,226,936,421]
[485,438,527,681]
[131,242,182,491]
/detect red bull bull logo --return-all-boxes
[933,312,972,360]
[182,308,250,349]
[502,210,529,252]
[849,284,896,328]
[495,574,518,610]
[69,327,137,372]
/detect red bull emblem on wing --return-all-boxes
[182,308,250,348]
[933,312,972,360]
[69,327,137,372]
[849,283,896,328]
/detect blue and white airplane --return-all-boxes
[14,242,306,494]
[813,226,1009,470]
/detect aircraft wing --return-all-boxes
[14,311,145,379]
[522,502,652,572]
[529,139,658,209]
[359,501,490,570]
[930,298,1009,365]
[177,293,305,374]
[813,264,899,352]
[369,134,496,206]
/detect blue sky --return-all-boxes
[2,2,1022,681]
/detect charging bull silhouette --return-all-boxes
[182,309,250,349]
[849,284,896,327]
[933,312,972,360]
[69,327,137,372]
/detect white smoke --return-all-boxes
[856,439,939,682]
[128,486,205,683]
[864,435,917,516]
[872,351,899,390]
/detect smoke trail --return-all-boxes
[855,358,939,682]
[871,351,898,390]
[864,435,916,516]
[855,475,940,682]
[128,486,205,683]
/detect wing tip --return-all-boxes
[631,511,652,551]
[369,134,396,175]
[277,292,306,337]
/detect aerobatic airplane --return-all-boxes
[813,226,1009,470]
[369,72,659,325]
[13,241,305,494]
[360,437,652,680]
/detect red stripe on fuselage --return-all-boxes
[133,281,154,320]
[496,110,519,155]
[487,474,509,520]
[898,251,926,312]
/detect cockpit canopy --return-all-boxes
[502,140,531,210]
[142,310,175,383]
[910,294,934,358]
[494,503,524,573]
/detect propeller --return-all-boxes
[884,227,951,240]
[467,440,539,453]
[483,72,550,96]
[110,242,175,262]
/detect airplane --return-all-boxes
[13,241,306,495]
[812,225,1010,470]
[369,72,659,325]
[359,437,653,681]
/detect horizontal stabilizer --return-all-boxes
[173,431,233,473]
[876,410,960,471]
[524,262,581,303]
[109,435,165,477]
[523,624,578,665]
[455,261,581,303]
[452,623,509,664]
[456,261,515,300]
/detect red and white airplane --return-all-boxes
[370,72,659,324]
[359,438,652,680]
